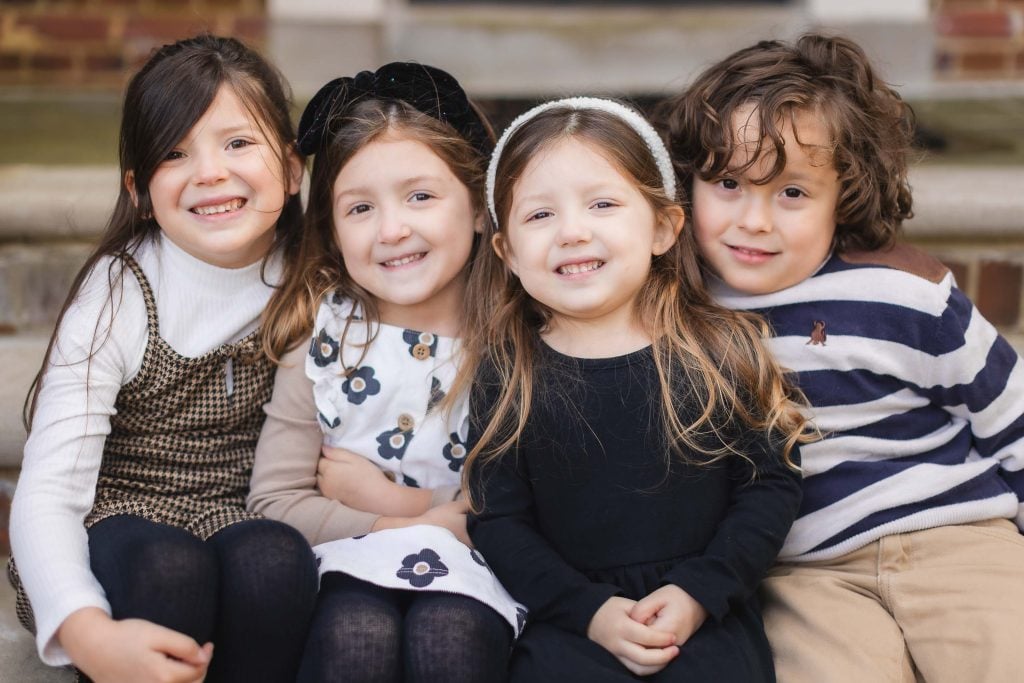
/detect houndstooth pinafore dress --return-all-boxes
[9,254,274,634]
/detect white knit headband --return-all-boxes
[485,96,677,226]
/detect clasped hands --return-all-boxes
[587,585,708,677]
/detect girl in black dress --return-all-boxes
[457,98,814,682]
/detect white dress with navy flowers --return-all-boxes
[306,294,525,637]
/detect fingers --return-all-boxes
[620,617,676,650]
[629,595,665,626]
[616,640,679,671]
[316,456,337,476]
[148,626,211,667]
[321,445,359,462]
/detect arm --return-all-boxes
[659,435,803,623]
[317,446,457,516]
[248,344,380,545]
[923,286,1024,530]
[9,260,143,665]
[248,344,463,544]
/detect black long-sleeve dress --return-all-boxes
[467,343,802,682]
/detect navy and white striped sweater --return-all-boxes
[715,245,1024,562]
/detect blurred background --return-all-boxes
[0,2,1022,674]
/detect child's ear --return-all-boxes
[652,205,685,256]
[286,145,304,196]
[124,171,138,207]
[473,211,486,235]
[492,233,519,275]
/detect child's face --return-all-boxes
[499,137,678,336]
[332,134,478,330]
[692,105,839,295]
[141,84,301,268]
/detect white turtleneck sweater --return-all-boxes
[10,235,282,666]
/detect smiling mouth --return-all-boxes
[557,260,604,275]
[191,198,245,215]
[729,245,776,257]
[382,252,426,268]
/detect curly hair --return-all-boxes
[656,33,915,254]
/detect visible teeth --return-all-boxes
[558,261,602,275]
[192,198,244,215]
[383,253,424,267]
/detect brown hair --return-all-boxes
[656,33,915,254]
[458,105,813,507]
[25,34,302,429]
[262,97,495,360]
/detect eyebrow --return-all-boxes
[514,182,625,206]
[334,174,447,199]
[212,121,259,137]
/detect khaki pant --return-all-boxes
[761,519,1024,683]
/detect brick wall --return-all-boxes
[934,0,1024,79]
[0,0,266,89]
[929,247,1024,329]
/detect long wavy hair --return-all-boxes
[458,105,814,506]
[656,33,915,254]
[261,98,495,362]
[24,34,303,429]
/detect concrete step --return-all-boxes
[0,334,47,469]
[0,556,76,682]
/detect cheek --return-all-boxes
[332,222,361,263]
[691,218,718,255]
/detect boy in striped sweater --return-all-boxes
[658,34,1024,683]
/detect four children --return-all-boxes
[9,28,1023,683]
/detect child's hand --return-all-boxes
[416,499,472,546]
[629,584,708,647]
[587,596,679,676]
[59,607,212,683]
[318,446,431,515]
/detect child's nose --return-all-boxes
[377,210,411,244]
[556,216,592,246]
[193,150,229,185]
[739,197,772,233]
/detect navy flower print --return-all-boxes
[310,328,339,367]
[377,427,413,460]
[397,549,449,587]
[342,366,380,405]
[318,412,340,429]
[403,329,438,359]
[402,474,420,488]
[427,376,446,414]
[470,548,488,568]
[443,431,467,473]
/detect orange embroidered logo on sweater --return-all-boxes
[807,320,827,346]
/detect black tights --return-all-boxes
[298,573,511,683]
[87,515,318,683]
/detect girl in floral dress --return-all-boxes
[249,62,520,682]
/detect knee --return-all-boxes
[96,527,218,602]
[214,520,317,606]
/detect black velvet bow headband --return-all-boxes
[296,62,492,156]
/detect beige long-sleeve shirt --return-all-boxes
[247,343,459,546]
